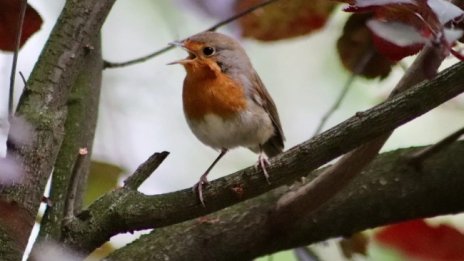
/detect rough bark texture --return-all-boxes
[0,0,114,259]
[62,61,464,254]
[106,141,464,261]
[35,34,102,244]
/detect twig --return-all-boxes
[123,151,170,190]
[63,148,88,221]
[103,0,280,69]
[206,0,279,32]
[406,126,464,170]
[313,74,355,136]
[313,49,375,136]
[103,45,174,69]
[9,0,28,117]
[19,71,27,86]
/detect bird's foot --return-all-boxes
[193,175,209,207]
[257,154,271,184]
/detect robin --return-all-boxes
[169,31,285,206]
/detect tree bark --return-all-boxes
[0,1,114,259]
[63,60,464,254]
[34,33,102,245]
[106,141,464,261]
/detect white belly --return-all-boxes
[186,106,274,153]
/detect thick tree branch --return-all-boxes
[275,45,447,221]
[35,35,103,245]
[106,141,464,261]
[0,0,115,258]
[63,61,464,254]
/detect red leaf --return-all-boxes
[0,0,43,51]
[375,219,464,261]
[337,13,395,78]
[236,0,337,41]
[369,22,424,60]
[339,0,464,61]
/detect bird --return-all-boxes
[169,31,284,206]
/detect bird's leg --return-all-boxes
[257,146,271,184]
[193,148,228,206]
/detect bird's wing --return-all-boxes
[251,72,285,156]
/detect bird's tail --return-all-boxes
[262,134,284,158]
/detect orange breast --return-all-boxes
[182,61,247,120]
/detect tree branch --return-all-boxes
[105,141,464,260]
[123,151,170,190]
[63,61,464,254]
[206,0,280,32]
[0,0,115,257]
[274,45,447,221]
[34,36,103,245]
[63,148,88,221]
[8,0,28,117]
[406,126,464,169]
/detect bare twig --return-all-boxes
[103,0,280,69]
[406,126,464,170]
[123,151,170,190]
[19,71,27,86]
[313,74,355,136]
[206,0,279,32]
[103,45,174,69]
[63,148,88,221]
[9,0,28,117]
[313,49,375,136]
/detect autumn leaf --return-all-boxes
[236,0,337,41]
[337,13,395,79]
[375,219,464,261]
[340,0,464,62]
[0,0,43,51]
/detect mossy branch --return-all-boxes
[64,61,464,254]
[106,141,464,260]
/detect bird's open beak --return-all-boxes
[167,40,196,65]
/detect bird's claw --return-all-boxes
[193,177,209,207]
[257,155,271,184]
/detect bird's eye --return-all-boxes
[202,46,215,56]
